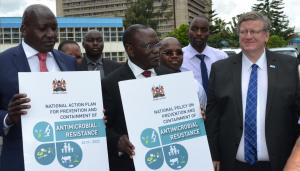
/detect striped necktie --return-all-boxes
[244,64,258,165]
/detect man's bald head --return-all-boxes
[160,37,181,49]
[21,4,58,52]
[159,37,183,71]
[21,4,55,27]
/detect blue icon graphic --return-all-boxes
[57,142,82,168]
[33,121,83,168]
[141,129,188,170]
[35,143,56,165]
[33,122,54,142]
[141,128,160,148]
[145,148,164,169]
[164,144,188,170]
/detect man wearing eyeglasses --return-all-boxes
[181,14,228,95]
[159,37,183,72]
[205,11,300,171]
[102,24,172,171]
[76,30,121,79]
[159,37,207,117]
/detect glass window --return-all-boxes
[60,33,66,37]
[118,57,125,62]
[4,28,10,33]
[4,33,11,39]
[118,52,124,56]
[104,52,110,58]
[67,33,74,38]
[4,39,11,44]
[111,31,116,41]
[12,39,20,43]
[112,52,117,57]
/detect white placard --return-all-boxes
[19,71,109,171]
[119,71,213,171]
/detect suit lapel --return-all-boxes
[12,44,31,72]
[232,54,243,121]
[265,50,277,120]
[77,57,89,71]
[120,63,136,80]
[52,50,68,71]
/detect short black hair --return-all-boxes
[122,24,149,46]
[58,40,79,51]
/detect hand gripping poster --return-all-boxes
[19,71,109,171]
[119,71,214,171]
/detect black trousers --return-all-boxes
[233,160,272,171]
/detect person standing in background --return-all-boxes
[76,30,121,79]
[181,14,227,95]
[58,40,82,64]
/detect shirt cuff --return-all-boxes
[118,151,124,157]
[3,113,13,129]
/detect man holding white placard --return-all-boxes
[102,24,172,171]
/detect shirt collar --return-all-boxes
[186,44,211,59]
[86,56,103,65]
[242,49,267,71]
[22,40,53,59]
[127,58,155,78]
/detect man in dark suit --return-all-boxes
[205,11,300,171]
[0,4,76,171]
[102,24,172,171]
[76,30,121,78]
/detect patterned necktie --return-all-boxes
[37,52,48,72]
[196,54,208,94]
[142,70,151,78]
[244,64,258,165]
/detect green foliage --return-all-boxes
[124,0,170,31]
[252,0,294,40]
[166,24,189,47]
[166,0,294,49]
[267,35,288,48]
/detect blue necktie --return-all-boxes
[196,54,208,94]
[244,64,258,165]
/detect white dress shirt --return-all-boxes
[236,50,269,162]
[127,58,157,78]
[127,58,206,111]
[180,44,228,86]
[4,41,61,130]
[22,41,61,72]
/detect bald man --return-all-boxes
[0,4,76,171]
[159,37,183,72]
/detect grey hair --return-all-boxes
[237,11,271,33]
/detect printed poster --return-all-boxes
[119,71,214,171]
[19,71,109,171]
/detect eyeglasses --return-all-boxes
[140,42,161,50]
[160,49,183,56]
[239,29,266,36]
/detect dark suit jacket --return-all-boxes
[205,50,300,171]
[0,44,76,171]
[102,63,173,171]
[76,56,121,77]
